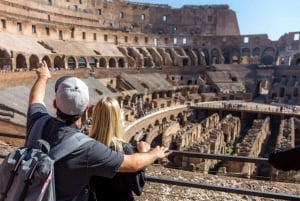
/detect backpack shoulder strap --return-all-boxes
[25,115,51,148]
[50,132,93,162]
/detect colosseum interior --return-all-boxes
[1,0,300,200]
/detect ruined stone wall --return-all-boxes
[220,114,240,144]
[44,1,240,36]
[170,113,240,172]
[267,68,300,105]
[0,0,99,39]
[0,1,239,41]
[269,118,296,180]
[1,0,300,70]
[276,118,295,149]
[226,117,270,177]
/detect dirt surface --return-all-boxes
[135,164,300,201]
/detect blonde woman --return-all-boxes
[89,97,149,201]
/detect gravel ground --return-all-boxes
[135,165,300,201]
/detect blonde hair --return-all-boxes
[90,97,125,152]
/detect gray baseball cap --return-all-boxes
[55,76,89,116]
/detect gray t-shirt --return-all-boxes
[27,103,124,201]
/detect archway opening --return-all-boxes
[0,49,12,71]
[68,57,76,69]
[16,54,27,71]
[78,57,87,68]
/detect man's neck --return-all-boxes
[56,117,82,130]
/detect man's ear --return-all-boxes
[53,99,57,109]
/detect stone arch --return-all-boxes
[137,47,152,68]
[165,48,174,63]
[152,91,159,99]
[262,47,275,65]
[202,48,209,65]
[184,48,196,66]
[67,56,76,69]
[89,57,97,68]
[190,86,198,93]
[54,56,65,69]
[211,48,220,64]
[131,94,139,104]
[221,48,230,64]
[231,48,240,64]
[42,55,52,68]
[293,88,299,98]
[256,80,269,96]
[78,57,87,68]
[16,54,27,70]
[192,48,202,65]
[176,112,184,126]
[291,53,300,65]
[109,58,116,68]
[150,133,162,147]
[252,47,261,64]
[122,95,131,107]
[118,58,125,68]
[0,49,12,71]
[117,96,123,105]
[242,48,250,57]
[162,117,167,124]
[99,58,107,68]
[29,54,39,70]
[182,58,189,66]
[279,87,285,97]
[170,114,175,121]
[253,47,261,56]
[241,48,251,64]
[262,55,274,65]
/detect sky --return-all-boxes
[131,0,300,41]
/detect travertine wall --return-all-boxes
[170,113,240,172]
[1,0,300,72]
[276,118,295,149]
[226,117,270,177]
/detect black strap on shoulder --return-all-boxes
[50,132,93,162]
[26,114,93,161]
[25,115,51,148]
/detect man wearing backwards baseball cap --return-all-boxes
[27,60,171,201]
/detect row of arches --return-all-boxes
[0,49,127,71]
[2,45,300,71]
[119,45,280,68]
[203,47,277,65]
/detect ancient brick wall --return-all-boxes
[226,117,270,177]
